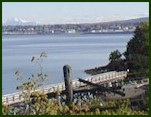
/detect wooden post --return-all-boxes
[63,65,73,106]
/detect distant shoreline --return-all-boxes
[82,31,133,35]
[2,31,133,36]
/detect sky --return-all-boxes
[2,2,149,24]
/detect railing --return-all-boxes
[2,71,127,105]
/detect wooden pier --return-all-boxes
[2,70,127,106]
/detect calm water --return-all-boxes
[2,34,133,94]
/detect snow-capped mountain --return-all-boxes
[3,18,38,26]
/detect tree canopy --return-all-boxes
[109,50,122,62]
[125,22,149,79]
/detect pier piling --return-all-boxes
[63,65,73,106]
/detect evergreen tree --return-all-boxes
[125,22,149,79]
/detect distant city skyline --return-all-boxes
[2,2,149,24]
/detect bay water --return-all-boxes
[2,34,133,94]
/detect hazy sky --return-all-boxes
[2,2,149,24]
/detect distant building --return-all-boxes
[67,29,76,33]
[123,27,129,31]
[91,30,96,33]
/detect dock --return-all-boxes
[2,71,127,105]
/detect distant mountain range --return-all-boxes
[3,18,38,26]
[2,17,148,26]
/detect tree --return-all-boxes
[125,22,149,79]
[109,50,122,62]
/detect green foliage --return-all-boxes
[107,49,126,71]
[127,22,149,56]
[125,22,149,79]
[109,49,122,62]
[98,99,148,115]
[2,95,148,115]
